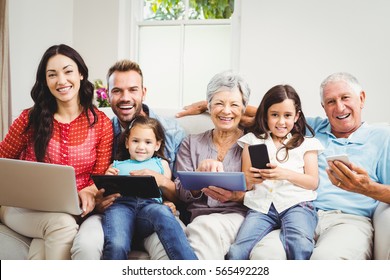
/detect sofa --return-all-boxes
[1,108,389,260]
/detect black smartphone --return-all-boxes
[248,144,270,169]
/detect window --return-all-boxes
[143,0,234,20]
[131,0,238,109]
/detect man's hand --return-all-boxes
[175,100,256,128]
[163,201,177,214]
[94,188,121,213]
[239,114,255,128]
[327,161,371,194]
[328,160,390,203]
[175,101,208,118]
[240,105,256,128]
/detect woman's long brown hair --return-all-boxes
[25,44,97,162]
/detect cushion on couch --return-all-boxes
[0,221,31,259]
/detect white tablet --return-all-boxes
[176,171,246,191]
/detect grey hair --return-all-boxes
[320,72,363,104]
[206,70,251,112]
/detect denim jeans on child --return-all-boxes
[228,202,318,260]
[102,197,197,260]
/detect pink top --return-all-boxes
[0,109,113,191]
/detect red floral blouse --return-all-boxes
[0,109,113,191]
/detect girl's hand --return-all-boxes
[130,168,155,177]
[105,167,119,175]
[258,163,291,181]
[245,167,265,189]
[78,185,98,217]
[130,169,164,185]
[197,159,224,172]
[163,201,177,214]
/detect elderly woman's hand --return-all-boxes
[197,159,224,172]
[202,186,245,203]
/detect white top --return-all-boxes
[238,132,324,214]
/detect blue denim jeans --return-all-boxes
[228,202,318,260]
[102,197,197,260]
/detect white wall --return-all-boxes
[239,0,390,122]
[73,0,132,85]
[8,0,125,120]
[9,0,73,119]
[8,0,390,123]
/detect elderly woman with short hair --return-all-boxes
[173,70,251,259]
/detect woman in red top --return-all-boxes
[0,44,113,259]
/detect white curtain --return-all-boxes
[0,0,10,140]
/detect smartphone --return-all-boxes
[248,144,270,169]
[325,154,350,165]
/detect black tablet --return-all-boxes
[91,175,161,198]
[176,171,246,191]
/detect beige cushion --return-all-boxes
[0,222,31,259]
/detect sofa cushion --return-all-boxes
[0,223,31,259]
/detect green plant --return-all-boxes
[144,0,234,20]
[191,0,234,19]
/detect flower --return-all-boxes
[94,79,110,107]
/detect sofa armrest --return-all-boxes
[373,202,390,259]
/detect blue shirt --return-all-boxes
[113,157,164,176]
[307,117,390,217]
[111,104,186,176]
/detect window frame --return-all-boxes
[128,0,241,108]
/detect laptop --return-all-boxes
[0,158,83,215]
[176,171,247,191]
